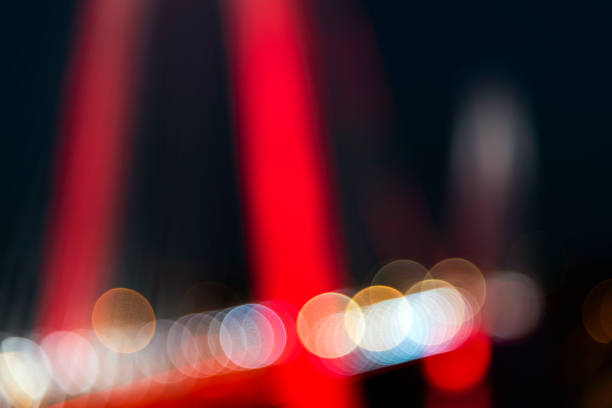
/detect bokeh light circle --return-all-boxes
[429,258,486,317]
[372,260,429,293]
[347,285,411,352]
[297,292,364,359]
[483,271,543,341]
[219,304,285,369]
[92,288,156,353]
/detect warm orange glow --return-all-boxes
[582,279,612,343]
[297,292,363,358]
[91,288,156,353]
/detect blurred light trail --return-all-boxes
[19,254,540,406]
[35,0,148,332]
[224,0,361,406]
[49,367,270,408]
[35,284,469,405]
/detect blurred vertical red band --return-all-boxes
[36,0,145,332]
[224,0,361,406]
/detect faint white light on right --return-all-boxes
[482,271,543,341]
[451,79,535,192]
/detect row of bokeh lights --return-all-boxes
[0,258,543,407]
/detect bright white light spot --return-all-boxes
[0,337,52,401]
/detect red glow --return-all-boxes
[423,332,492,392]
[224,0,361,406]
[35,0,145,332]
[51,369,270,408]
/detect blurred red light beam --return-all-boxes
[49,368,270,408]
[35,0,147,332]
[224,0,362,406]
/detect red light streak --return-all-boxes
[223,0,361,406]
[423,331,492,392]
[35,0,146,332]
[51,369,269,408]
